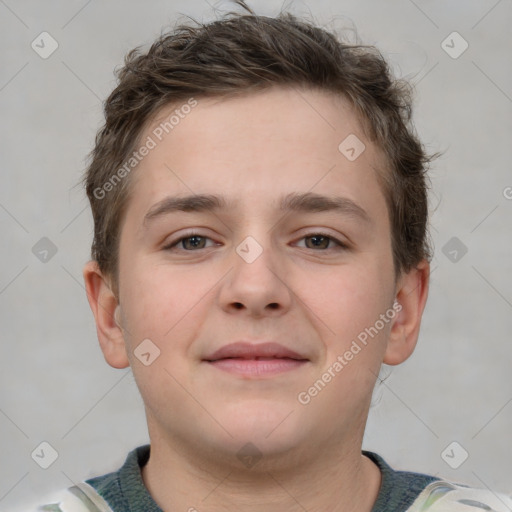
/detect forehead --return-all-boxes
[144,87,370,166]
[124,87,389,227]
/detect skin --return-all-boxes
[84,86,429,512]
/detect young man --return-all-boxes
[34,2,511,511]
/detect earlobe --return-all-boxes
[83,260,130,369]
[383,260,430,366]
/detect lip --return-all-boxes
[203,341,309,377]
[205,341,307,361]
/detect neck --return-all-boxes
[141,433,381,512]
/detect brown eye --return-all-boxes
[181,235,207,250]
[304,234,331,249]
[293,232,349,252]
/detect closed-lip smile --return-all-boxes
[203,341,309,377]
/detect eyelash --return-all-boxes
[163,231,348,252]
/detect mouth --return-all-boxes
[203,341,309,377]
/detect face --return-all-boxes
[86,87,426,468]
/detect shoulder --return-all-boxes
[407,479,512,512]
[365,450,439,511]
[21,482,116,512]
[28,445,150,512]
[365,451,512,512]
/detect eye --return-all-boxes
[296,233,347,251]
[163,231,347,253]
[163,233,217,251]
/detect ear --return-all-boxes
[83,260,130,369]
[383,259,430,365]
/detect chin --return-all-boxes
[211,400,307,453]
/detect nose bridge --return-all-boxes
[218,229,292,315]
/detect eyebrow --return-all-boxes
[143,191,371,227]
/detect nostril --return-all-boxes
[231,302,279,310]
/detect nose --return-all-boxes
[217,236,293,318]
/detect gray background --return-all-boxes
[1,0,511,509]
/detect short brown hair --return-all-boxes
[84,1,439,296]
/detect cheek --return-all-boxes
[297,266,393,415]
[119,261,190,341]
[119,259,220,366]
[301,262,393,340]
[119,264,206,396]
